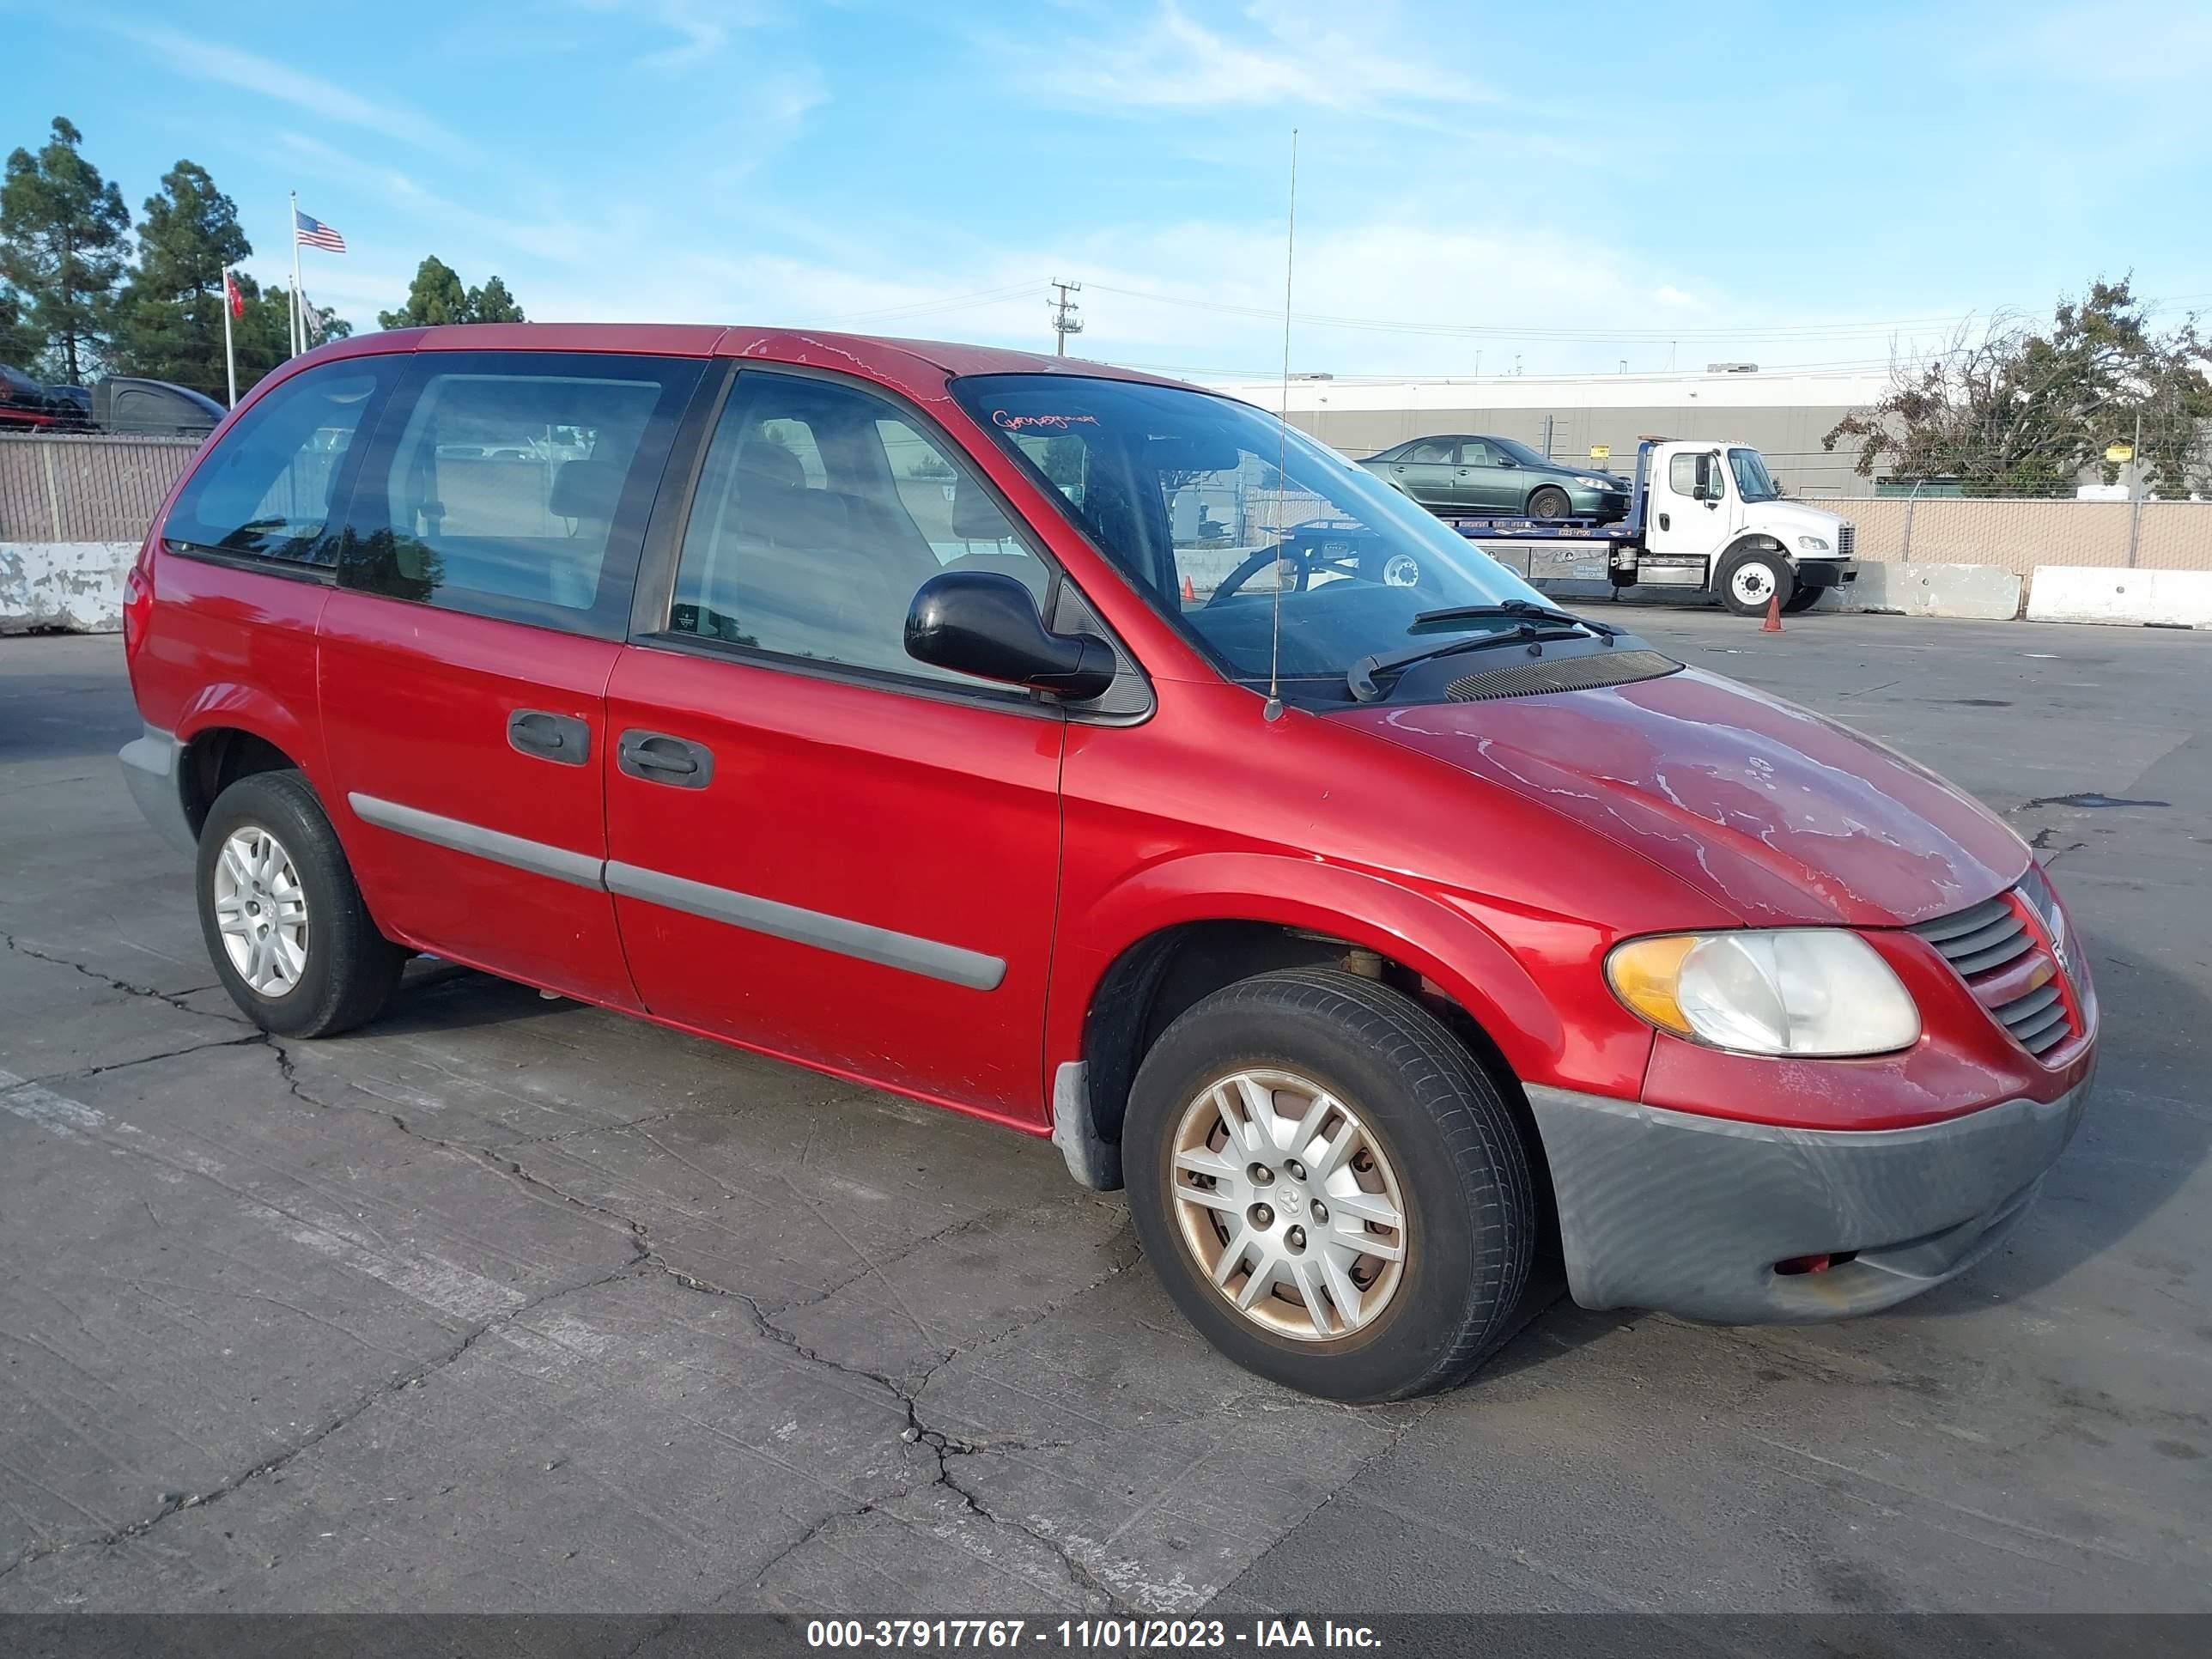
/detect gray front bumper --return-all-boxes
[118,723,197,857]
[1527,1077,2090,1322]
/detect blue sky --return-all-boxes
[11,1,2210,379]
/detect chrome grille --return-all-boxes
[1911,888,2078,1059]
[1837,523,1856,558]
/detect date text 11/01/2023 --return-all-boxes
[805,1619,1383,1650]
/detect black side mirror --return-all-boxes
[1692,453,1716,499]
[906,570,1118,701]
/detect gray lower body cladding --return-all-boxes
[118,724,196,856]
[1527,1075,2090,1322]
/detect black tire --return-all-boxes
[1782,584,1826,614]
[1717,544,1795,617]
[1528,485,1572,521]
[1125,968,1535,1402]
[196,770,404,1038]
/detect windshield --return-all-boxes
[1729,447,1781,501]
[951,374,1548,702]
[1491,436,1552,468]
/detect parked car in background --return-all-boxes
[92,376,224,437]
[1360,434,1631,522]
[118,324,2094,1403]
[1,363,61,430]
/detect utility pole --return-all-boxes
[1048,280,1084,356]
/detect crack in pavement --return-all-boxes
[4,935,1298,1616]
[3,932,243,1025]
[0,1257,646,1589]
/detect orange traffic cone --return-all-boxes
[1182,574,1197,603]
[1762,589,1783,632]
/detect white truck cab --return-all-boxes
[1637,439,1857,614]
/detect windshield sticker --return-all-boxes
[990,410,1100,433]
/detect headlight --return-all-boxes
[1575,477,1616,490]
[1606,930,1920,1057]
[1796,535,1832,552]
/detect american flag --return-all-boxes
[294,209,347,253]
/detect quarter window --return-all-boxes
[666,372,1049,684]
[163,362,396,564]
[341,353,696,629]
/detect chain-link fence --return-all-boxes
[0,433,203,543]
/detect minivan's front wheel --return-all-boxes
[1126,969,1534,1402]
[197,771,404,1038]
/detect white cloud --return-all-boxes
[1011,0,1494,118]
[82,19,471,156]
[570,0,775,72]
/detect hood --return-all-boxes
[1748,498,1847,538]
[1335,665,2028,927]
[1537,461,1630,489]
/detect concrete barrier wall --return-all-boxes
[1838,562,2022,620]
[1,543,138,635]
[2025,567,2212,629]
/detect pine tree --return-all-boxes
[0,117,131,383]
[111,160,252,399]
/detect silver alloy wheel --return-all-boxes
[1169,1068,1409,1341]
[1729,559,1778,607]
[212,825,309,998]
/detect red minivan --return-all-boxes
[118,325,2095,1401]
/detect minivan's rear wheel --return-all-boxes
[1528,485,1572,520]
[1126,969,1534,1402]
[197,771,404,1038]
[1718,546,1794,617]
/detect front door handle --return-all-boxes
[508,708,590,766]
[618,729,714,789]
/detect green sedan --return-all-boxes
[1358,434,1632,522]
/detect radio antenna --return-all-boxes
[1263,127,1298,723]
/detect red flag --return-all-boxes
[223,268,244,319]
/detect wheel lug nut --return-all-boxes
[1285,1158,1306,1181]
[1286,1226,1306,1253]
[1249,1203,1274,1230]
[1310,1200,1328,1224]
[1249,1164,1274,1186]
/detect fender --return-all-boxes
[176,681,333,805]
[1048,848,1650,1100]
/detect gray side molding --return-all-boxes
[346,793,605,890]
[605,860,1006,993]
[1052,1061,1122,1191]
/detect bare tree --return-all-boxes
[1826,279,2211,496]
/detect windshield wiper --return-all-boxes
[1347,622,1587,702]
[1413,600,1620,639]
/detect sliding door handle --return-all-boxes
[508,708,590,766]
[618,730,714,789]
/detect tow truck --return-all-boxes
[1428,437,1859,616]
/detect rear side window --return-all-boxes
[164,362,396,565]
[339,351,699,635]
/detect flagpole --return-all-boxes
[289,191,304,356]
[221,266,238,406]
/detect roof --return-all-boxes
[302,322,1183,404]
